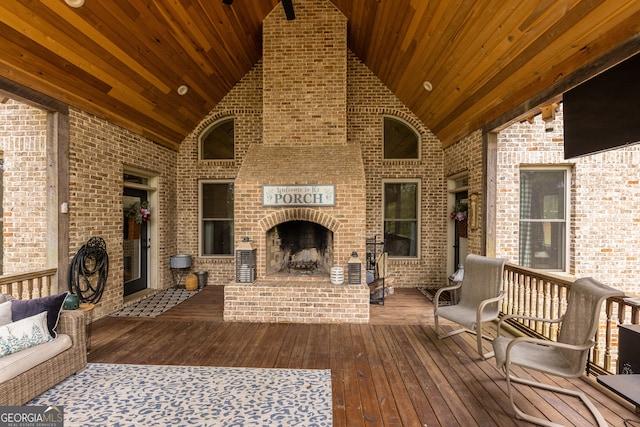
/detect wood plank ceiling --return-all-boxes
[0,0,638,151]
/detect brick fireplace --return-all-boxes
[223,0,370,323]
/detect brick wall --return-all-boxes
[496,104,640,295]
[349,50,446,288]
[0,100,48,272]
[443,131,484,258]
[176,0,448,322]
[262,0,347,146]
[178,0,448,298]
[68,108,177,319]
[177,63,264,284]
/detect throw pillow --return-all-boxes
[0,311,52,357]
[0,302,12,327]
[11,292,68,338]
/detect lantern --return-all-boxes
[235,237,256,283]
[347,251,362,285]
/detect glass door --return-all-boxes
[453,190,469,268]
[123,187,149,296]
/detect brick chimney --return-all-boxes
[262,0,347,146]
[234,0,366,281]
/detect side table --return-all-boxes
[78,303,96,352]
[597,374,640,413]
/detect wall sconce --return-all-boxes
[347,251,362,285]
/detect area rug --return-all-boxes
[110,288,201,318]
[29,363,333,426]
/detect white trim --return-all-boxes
[518,166,571,273]
[382,178,421,258]
[446,172,469,275]
[199,179,235,258]
[123,167,159,291]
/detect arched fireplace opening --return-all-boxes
[266,220,334,277]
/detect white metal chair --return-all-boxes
[492,277,624,427]
[434,254,507,359]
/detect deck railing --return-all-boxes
[501,263,636,375]
[0,268,58,300]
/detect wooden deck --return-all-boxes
[88,287,639,426]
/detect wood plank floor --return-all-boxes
[88,286,639,426]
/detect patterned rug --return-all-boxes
[29,363,333,426]
[110,288,201,318]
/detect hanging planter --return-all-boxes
[127,217,141,239]
[125,201,150,240]
[450,202,468,238]
[457,218,468,238]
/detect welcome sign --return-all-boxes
[262,185,335,207]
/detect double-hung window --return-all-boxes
[383,180,419,257]
[519,168,569,271]
[201,181,234,256]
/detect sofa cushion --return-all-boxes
[0,334,71,383]
[11,292,68,337]
[0,302,11,327]
[0,312,52,357]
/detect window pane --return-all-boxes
[202,183,234,219]
[384,221,417,257]
[384,117,419,159]
[201,118,234,159]
[519,221,565,270]
[520,170,565,220]
[202,220,234,255]
[519,169,567,271]
[384,183,417,219]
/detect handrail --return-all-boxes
[0,268,58,300]
[502,263,635,375]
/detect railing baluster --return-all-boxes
[0,268,57,301]
[501,264,640,374]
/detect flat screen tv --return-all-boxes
[563,52,640,159]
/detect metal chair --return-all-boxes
[492,277,624,426]
[434,254,507,359]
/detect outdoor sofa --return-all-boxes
[0,296,87,405]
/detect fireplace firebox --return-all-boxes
[265,220,333,277]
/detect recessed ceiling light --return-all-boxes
[423,81,433,92]
[65,0,85,8]
[177,85,188,96]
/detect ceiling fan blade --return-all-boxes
[282,0,295,20]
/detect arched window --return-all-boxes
[383,116,419,159]
[200,118,234,160]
